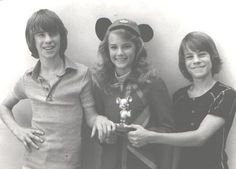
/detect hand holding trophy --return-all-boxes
[115,96,135,134]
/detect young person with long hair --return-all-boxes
[93,18,174,169]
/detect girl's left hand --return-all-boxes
[127,124,151,147]
[91,115,116,143]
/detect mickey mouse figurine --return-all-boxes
[116,96,135,133]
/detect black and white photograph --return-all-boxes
[0,0,235,169]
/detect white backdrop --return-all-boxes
[0,0,235,169]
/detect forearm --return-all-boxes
[85,107,98,128]
[148,130,206,147]
[85,106,111,127]
[143,115,225,147]
[1,104,45,152]
[0,105,20,135]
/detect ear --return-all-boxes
[138,24,154,42]
[116,97,121,104]
[127,96,133,103]
[95,17,112,41]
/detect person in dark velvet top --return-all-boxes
[128,31,236,169]
[93,18,174,169]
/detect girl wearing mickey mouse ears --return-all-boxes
[92,18,174,169]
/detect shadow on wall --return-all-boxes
[0,100,101,169]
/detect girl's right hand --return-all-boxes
[13,126,44,152]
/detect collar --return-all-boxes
[110,70,139,87]
[26,57,78,80]
[114,71,131,84]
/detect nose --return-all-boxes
[44,33,52,43]
[117,47,123,56]
[193,55,200,64]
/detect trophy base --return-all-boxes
[115,123,135,134]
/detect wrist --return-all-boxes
[96,115,107,120]
[147,131,157,144]
[92,114,100,124]
[12,125,21,137]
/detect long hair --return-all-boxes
[25,9,68,59]
[94,28,154,89]
[178,31,222,81]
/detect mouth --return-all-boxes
[192,65,206,69]
[43,45,55,50]
[115,57,128,62]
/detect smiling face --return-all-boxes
[178,32,222,81]
[108,29,136,76]
[34,31,61,60]
[184,47,213,80]
[25,9,68,59]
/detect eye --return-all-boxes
[185,54,193,60]
[36,32,45,38]
[123,42,135,50]
[109,45,117,50]
[49,31,59,37]
[198,52,208,57]
[123,44,131,49]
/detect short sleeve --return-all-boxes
[209,88,236,120]
[13,75,27,100]
[80,69,95,108]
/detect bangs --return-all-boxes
[31,14,59,34]
[184,36,211,53]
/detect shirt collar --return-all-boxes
[27,57,78,80]
[110,70,139,86]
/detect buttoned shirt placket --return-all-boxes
[38,75,63,102]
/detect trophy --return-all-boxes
[115,96,135,133]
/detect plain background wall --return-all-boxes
[0,0,235,169]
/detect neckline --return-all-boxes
[115,71,131,83]
[187,81,218,99]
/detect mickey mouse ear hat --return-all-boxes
[95,18,153,42]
